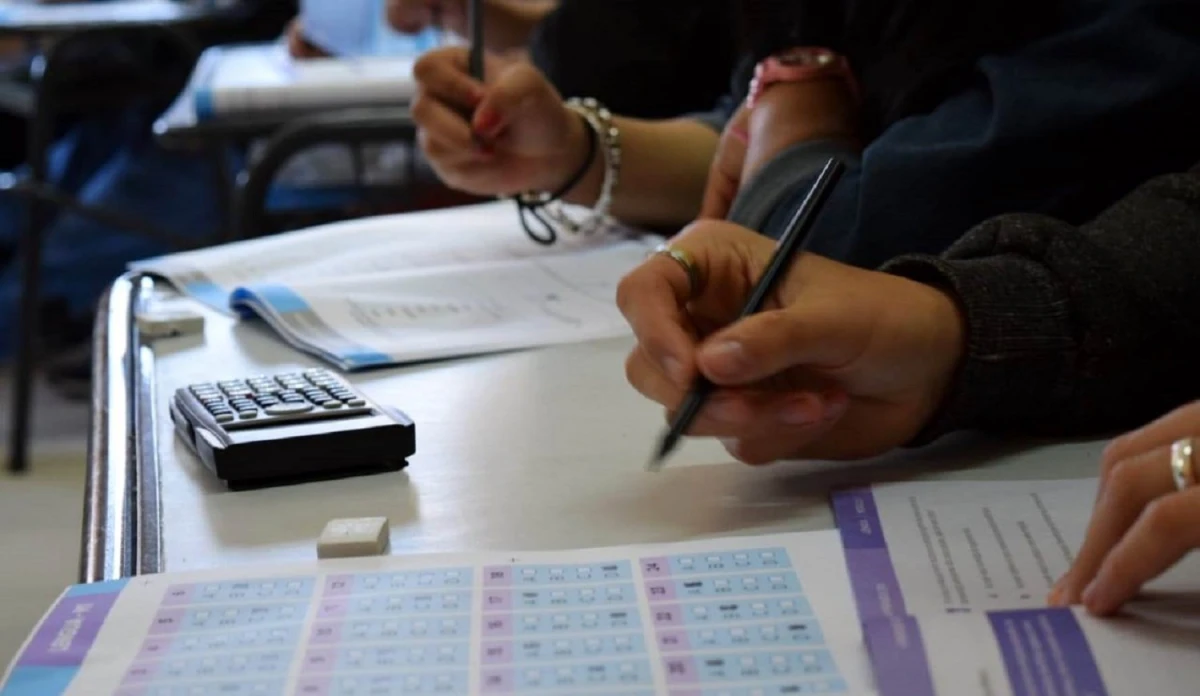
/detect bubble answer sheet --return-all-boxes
[0,532,875,696]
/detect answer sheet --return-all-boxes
[1,532,875,696]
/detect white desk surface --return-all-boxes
[148,296,1107,575]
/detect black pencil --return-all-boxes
[467,0,484,81]
[648,157,846,470]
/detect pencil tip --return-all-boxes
[646,432,677,472]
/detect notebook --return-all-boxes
[131,202,660,371]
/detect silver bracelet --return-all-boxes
[513,97,621,241]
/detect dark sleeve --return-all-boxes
[880,166,1200,441]
[734,0,1200,269]
[528,0,737,120]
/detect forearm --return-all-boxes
[485,0,555,52]
[564,116,718,229]
[884,168,1200,441]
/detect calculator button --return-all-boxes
[264,403,314,416]
[238,411,259,419]
[345,398,367,407]
[256,397,280,407]
[320,401,342,410]
[214,413,235,423]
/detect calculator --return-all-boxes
[169,368,415,489]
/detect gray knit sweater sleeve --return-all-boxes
[881,165,1200,442]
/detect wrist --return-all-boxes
[914,281,968,434]
[538,105,594,198]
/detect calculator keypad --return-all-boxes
[187,369,373,430]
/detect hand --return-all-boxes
[284,18,329,59]
[412,47,588,197]
[700,80,858,220]
[387,0,467,35]
[1049,401,1200,615]
[617,221,965,464]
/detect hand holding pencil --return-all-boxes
[616,180,969,466]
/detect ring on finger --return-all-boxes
[650,243,700,299]
[1170,437,1197,491]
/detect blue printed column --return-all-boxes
[117,577,314,696]
[643,548,850,696]
[297,568,473,696]
[480,561,655,694]
[3,581,126,696]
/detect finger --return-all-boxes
[725,412,842,466]
[413,48,486,112]
[696,296,865,386]
[471,63,554,139]
[616,253,699,388]
[699,132,747,220]
[1054,445,1176,605]
[625,346,686,408]
[1083,486,1200,615]
[682,391,834,439]
[698,160,740,221]
[1103,400,1200,470]
[386,0,434,34]
[419,130,489,169]
[411,92,475,150]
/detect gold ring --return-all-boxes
[1171,437,1197,491]
[651,243,699,298]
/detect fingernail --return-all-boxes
[703,341,747,374]
[720,438,741,457]
[662,357,685,385]
[778,394,821,425]
[472,107,501,138]
[1047,576,1067,605]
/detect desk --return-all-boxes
[83,274,1109,584]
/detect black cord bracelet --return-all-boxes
[516,112,599,245]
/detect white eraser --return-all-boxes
[317,517,390,559]
[136,307,205,339]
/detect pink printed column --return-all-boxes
[480,565,515,693]
[296,575,352,696]
[642,556,698,692]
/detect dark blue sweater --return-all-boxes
[723,0,1200,268]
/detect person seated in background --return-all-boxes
[0,0,299,389]
[383,0,738,120]
[619,162,1200,620]
[409,0,1200,266]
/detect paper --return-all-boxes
[1,532,874,696]
[864,605,1200,696]
[833,479,1200,696]
[832,479,1096,619]
[189,43,419,120]
[133,202,660,370]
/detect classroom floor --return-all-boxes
[0,371,89,666]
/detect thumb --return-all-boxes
[471,64,554,140]
[696,304,866,386]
